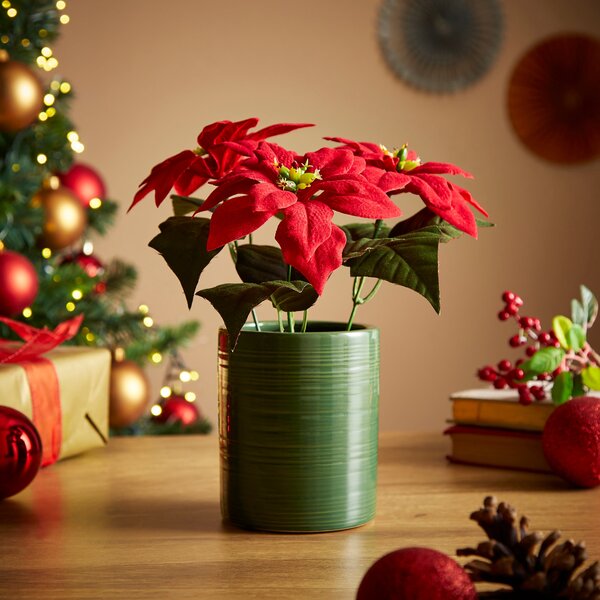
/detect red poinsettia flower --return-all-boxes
[325,137,487,237]
[130,118,313,210]
[200,142,401,294]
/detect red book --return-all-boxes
[444,425,551,474]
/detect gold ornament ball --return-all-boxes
[32,185,88,250]
[109,360,151,429]
[0,53,44,132]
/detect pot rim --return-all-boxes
[220,321,378,336]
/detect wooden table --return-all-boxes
[1,433,598,599]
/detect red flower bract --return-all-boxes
[130,118,313,210]
[200,142,402,294]
[326,137,487,238]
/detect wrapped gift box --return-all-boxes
[0,345,110,462]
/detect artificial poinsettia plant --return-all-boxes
[131,118,489,347]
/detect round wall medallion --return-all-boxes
[508,33,600,164]
[378,0,504,93]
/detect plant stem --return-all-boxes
[248,233,253,245]
[277,309,284,333]
[301,310,308,333]
[347,276,366,331]
[362,279,383,303]
[251,309,261,332]
[286,264,294,333]
[373,218,383,238]
[227,242,237,263]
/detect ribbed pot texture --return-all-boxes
[218,321,379,532]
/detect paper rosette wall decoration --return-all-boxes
[378,0,503,93]
[507,34,600,164]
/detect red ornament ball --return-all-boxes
[0,250,39,316]
[61,251,104,278]
[356,547,477,600]
[0,406,43,500]
[542,396,600,488]
[153,396,199,426]
[58,163,106,207]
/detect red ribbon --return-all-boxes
[0,315,83,467]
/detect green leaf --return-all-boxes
[572,374,586,398]
[389,207,462,242]
[551,371,573,405]
[552,315,573,349]
[171,195,206,216]
[340,222,391,241]
[581,285,598,328]
[149,216,222,309]
[567,323,586,352]
[345,232,441,312]
[271,282,318,312]
[196,280,310,349]
[235,245,288,283]
[582,366,600,391]
[571,299,586,328]
[520,347,565,375]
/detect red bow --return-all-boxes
[0,315,83,466]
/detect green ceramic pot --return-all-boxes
[218,321,379,532]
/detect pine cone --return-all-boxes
[457,496,600,599]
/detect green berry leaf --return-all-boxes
[551,371,573,405]
[567,323,586,352]
[572,373,586,398]
[580,285,598,329]
[149,216,222,309]
[552,315,573,349]
[582,365,600,391]
[571,299,586,328]
[520,347,565,375]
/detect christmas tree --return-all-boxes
[0,0,210,434]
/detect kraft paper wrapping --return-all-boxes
[0,346,110,461]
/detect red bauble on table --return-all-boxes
[542,396,600,488]
[356,547,477,600]
[0,406,43,500]
[153,396,199,426]
[58,163,106,207]
[0,250,39,316]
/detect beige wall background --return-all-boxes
[55,0,600,431]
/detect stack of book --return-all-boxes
[444,388,555,473]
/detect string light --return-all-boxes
[82,240,94,255]
[143,316,154,328]
[21,39,30,47]
[7,7,16,17]
[11,163,20,172]
[85,332,95,342]
[43,93,55,106]
[59,81,71,94]
[36,154,47,164]
[41,46,52,57]
[0,35,8,44]
[138,304,149,314]
[65,302,76,312]
[179,370,191,383]
[160,386,172,398]
[59,14,69,24]
[41,247,52,259]
[67,130,78,142]
[46,107,56,117]
[0,240,4,251]
[89,198,102,209]
[1,1,11,8]
[50,80,60,91]
[150,405,163,417]
[71,289,83,300]
[71,140,84,153]
[184,392,196,402]
[39,29,48,37]
[38,112,48,122]
[56,0,66,8]
[190,370,199,381]
[22,307,32,318]
[151,352,162,364]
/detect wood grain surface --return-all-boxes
[0,433,598,599]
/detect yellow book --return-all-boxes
[450,388,555,432]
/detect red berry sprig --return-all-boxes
[478,291,559,405]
